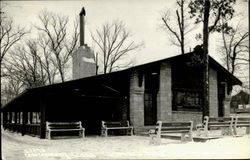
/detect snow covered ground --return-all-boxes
[2,128,250,160]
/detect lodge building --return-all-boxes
[2,8,242,138]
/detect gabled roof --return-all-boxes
[231,91,249,104]
[16,50,242,91]
[127,51,242,85]
[2,50,242,110]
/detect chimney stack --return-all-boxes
[72,7,96,79]
[79,7,86,46]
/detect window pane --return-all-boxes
[173,90,201,111]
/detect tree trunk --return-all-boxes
[248,0,250,111]
[202,0,210,117]
[180,0,184,55]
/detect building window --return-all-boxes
[173,90,201,111]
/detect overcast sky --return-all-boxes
[3,0,248,66]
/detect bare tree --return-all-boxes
[3,35,60,100]
[161,0,195,54]
[5,40,46,88]
[219,21,249,96]
[0,7,27,151]
[36,10,79,82]
[1,77,24,104]
[0,4,27,107]
[220,22,249,75]
[0,10,27,66]
[37,35,58,84]
[2,10,79,101]
[91,20,142,74]
[0,5,27,157]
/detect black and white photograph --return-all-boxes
[0,0,250,159]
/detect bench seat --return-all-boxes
[161,130,192,133]
[196,116,235,137]
[149,121,193,145]
[209,124,231,127]
[48,129,83,131]
[46,121,85,139]
[236,124,250,127]
[233,116,250,135]
[104,126,133,130]
[101,121,133,137]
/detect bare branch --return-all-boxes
[35,10,79,82]
[161,0,194,54]
[219,19,249,76]
[0,16,28,64]
[91,20,142,74]
[162,17,181,44]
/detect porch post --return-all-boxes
[14,112,17,124]
[9,111,12,124]
[209,68,218,117]
[129,70,145,134]
[157,62,172,122]
[40,95,46,139]
[22,111,27,136]
[223,82,232,117]
[2,110,7,129]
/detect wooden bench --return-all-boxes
[46,121,85,139]
[101,120,133,137]
[149,121,193,144]
[196,116,235,137]
[233,116,250,136]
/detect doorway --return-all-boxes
[144,67,159,125]
[144,92,157,125]
[218,83,225,117]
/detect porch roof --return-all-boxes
[2,70,129,111]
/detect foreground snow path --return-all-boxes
[2,129,250,159]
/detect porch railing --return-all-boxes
[3,123,41,137]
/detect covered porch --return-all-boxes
[2,70,130,138]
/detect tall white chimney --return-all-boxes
[72,7,96,80]
[79,7,85,46]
